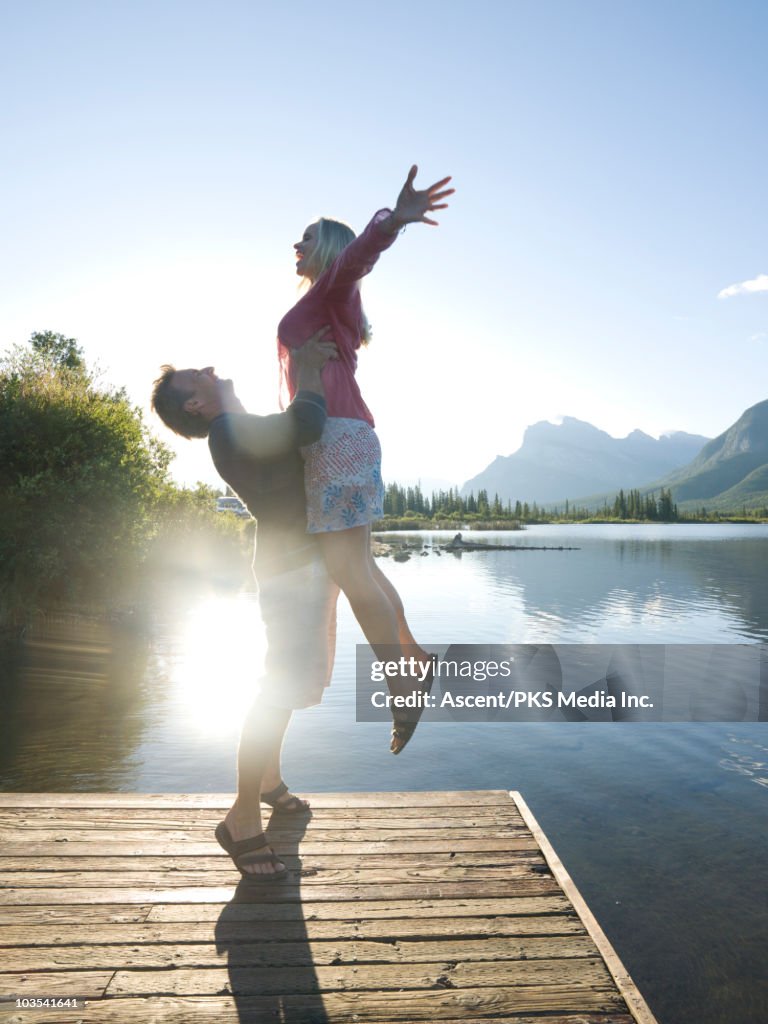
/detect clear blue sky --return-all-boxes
[2,0,766,488]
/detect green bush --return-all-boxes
[0,335,172,624]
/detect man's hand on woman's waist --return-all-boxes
[294,325,338,395]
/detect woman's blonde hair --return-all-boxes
[304,217,371,344]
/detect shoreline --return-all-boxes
[374,517,768,530]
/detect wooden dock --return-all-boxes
[0,790,657,1023]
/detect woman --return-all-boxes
[277,166,453,753]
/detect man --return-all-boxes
[151,330,339,880]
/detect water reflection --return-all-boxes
[2,527,767,1023]
[3,526,767,790]
[451,526,768,642]
[0,616,152,789]
[718,733,768,789]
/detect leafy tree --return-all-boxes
[0,333,171,623]
[29,330,87,373]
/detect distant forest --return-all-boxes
[380,482,768,525]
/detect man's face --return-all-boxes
[173,367,234,418]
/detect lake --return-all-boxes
[1,523,767,1024]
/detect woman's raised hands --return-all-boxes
[391,165,454,228]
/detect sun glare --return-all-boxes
[173,593,267,735]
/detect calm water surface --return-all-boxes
[2,524,767,1024]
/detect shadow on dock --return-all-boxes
[214,814,330,1023]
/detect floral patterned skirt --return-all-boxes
[302,417,384,533]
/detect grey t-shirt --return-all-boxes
[207,391,326,578]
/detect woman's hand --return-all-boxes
[390,165,454,229]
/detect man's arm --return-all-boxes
[290,328,336,444]
[210,331,336,459]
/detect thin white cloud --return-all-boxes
[717,273,768,299]
[750,332,767,342]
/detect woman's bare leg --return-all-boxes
[319,526,433,752]
[369,548,427,655]
[318,525,401,655]
[318,526,432,693]
[366,532,434,675]
[371,560,419,647]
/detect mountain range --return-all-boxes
[461,418,709,505]
[652,399,768,511]
[461,399,768,511]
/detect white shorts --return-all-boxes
[256,556,339,709]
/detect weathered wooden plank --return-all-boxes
[0,826,529,845]
[0,837,539,857]
[0,894,575,925]
[0,993,634,1024]
[0,864,549,888]
[0,905,151,926]
[148,895,574,922]
[0,805,523,823]
[0,914,587,948]
[0,935,598,972]
[0,971,112,999]
[0,850,542,871]
[105,958,614,996]
[0,877,562,906]
[377,1017,635,1024]
[0,790,514,809]
[100,987,627,1021]
[363,1018,633,1024]
[386,1018,634,1024]
[0,825,527,847]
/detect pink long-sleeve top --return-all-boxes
[277,209,398,427]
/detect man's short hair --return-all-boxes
[151,365,210,439]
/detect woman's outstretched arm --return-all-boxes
[322,165,454,291]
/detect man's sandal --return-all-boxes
[261,781,310,814]
[214,821,287,882]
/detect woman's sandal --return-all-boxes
[214,821,287,882]
[261,781,311,814]
[390,656,437,756]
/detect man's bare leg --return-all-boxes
[223,698,291,876]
